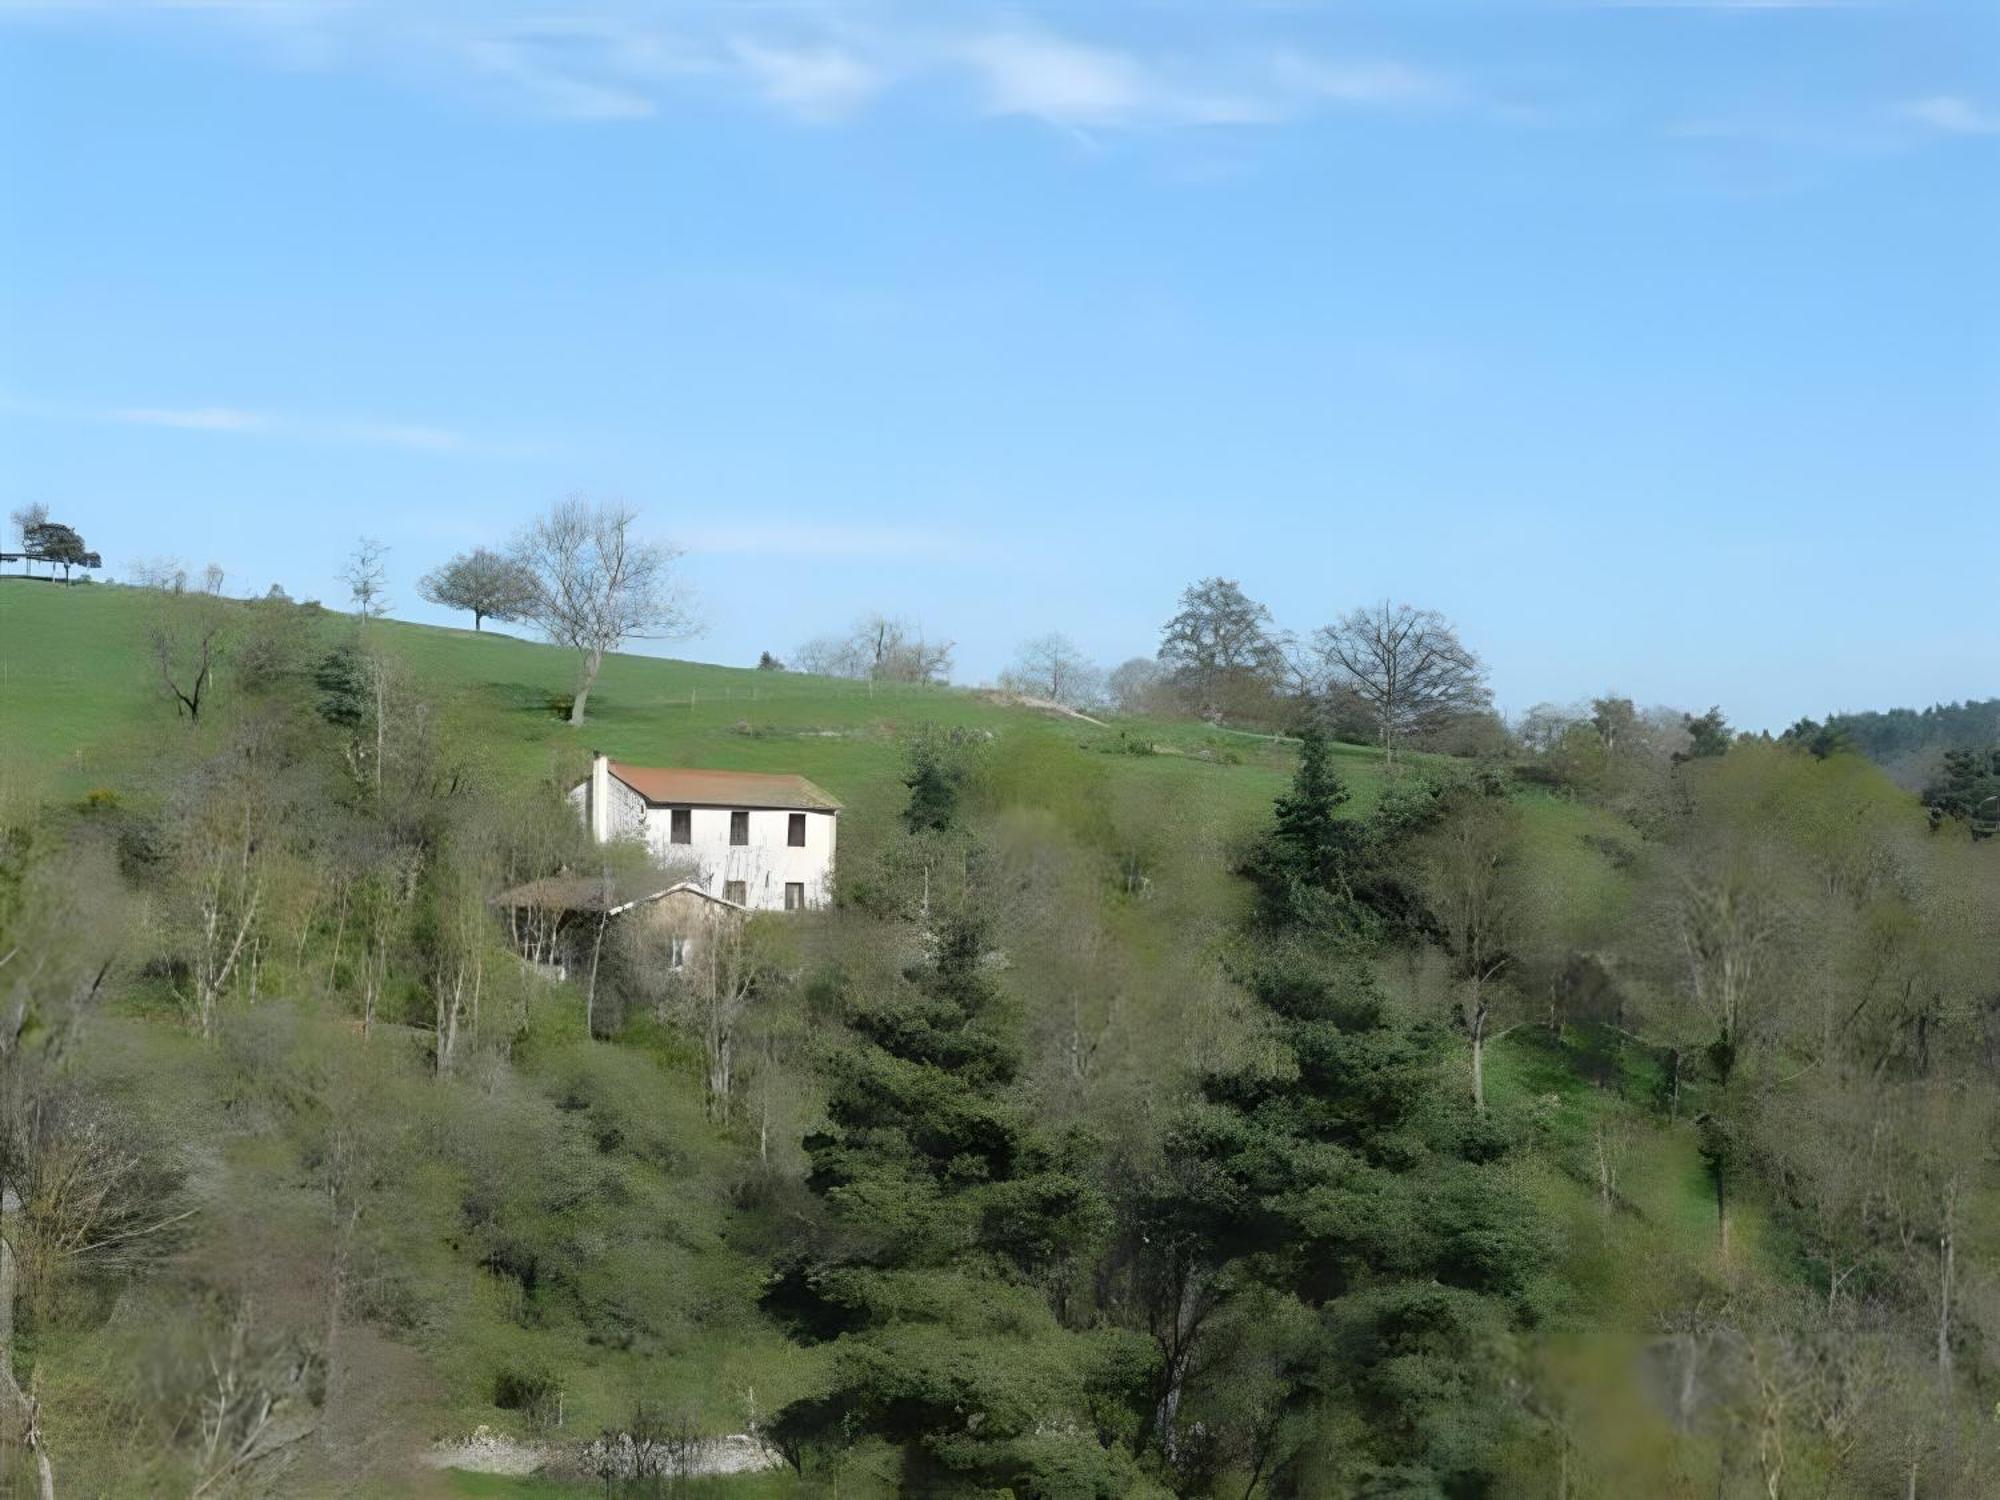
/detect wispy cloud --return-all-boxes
[681,522,969,561]
[1899,95,2000,136]
[94,403,466,449]
[0,1,1469,134]
[956,30,1154,128]
[731,39,882,122]
[112,405,267,431]
[1273,53,1461,110]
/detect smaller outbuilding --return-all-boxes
[493,872,746,983]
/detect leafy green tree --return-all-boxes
[1678,705,1732,761]
[20,519,100,583]
[416,547,539,632]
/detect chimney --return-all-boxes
[590,752,611,843]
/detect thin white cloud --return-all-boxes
[1274,54,1461,110]
[731,39,882,122]
[1900,95,2000,136]
[0,1,1469,133]
[331,420,462,451]
[682,522,968,560]
[957,30,1151,127]
[98,403,466,449]
[112,405,267,431]
[464,34,660,121]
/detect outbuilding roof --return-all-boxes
[600,761,842,812]
[492,875,749,915]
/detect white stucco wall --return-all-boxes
[639,807,835,912]
[572,772,836,912]
[565,775,645,842]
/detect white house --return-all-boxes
[569,753,840,913]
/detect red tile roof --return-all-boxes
[605,761,842,812]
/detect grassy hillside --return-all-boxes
[0,578,1364,838]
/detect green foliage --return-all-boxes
[899,724,986,834]
[764,912,1123,1491]
[1922,746,2000,838]
[1677,705,1731,760]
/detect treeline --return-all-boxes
[1787,699,2000,784]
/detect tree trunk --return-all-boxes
[1470,998,1488,1114]
[0,1184,57,1500]
[1938,1182,1958,1379]
[1595,1124,1614,1214]
[1717,1177,1731,1265]
[585,905,609,1040]
[569,648,606,725]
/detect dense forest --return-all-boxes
[2,572,1997,1499]
[1780,700,2000,790]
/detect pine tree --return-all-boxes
[765,912,1136,1496]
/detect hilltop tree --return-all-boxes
[1158,577,1285,722]
[1001,632,1103,708]
[1313,602,1489,766]
[794,614,953,685]
[8,503,47,575]
[1105,657,1166,715]
[416,547,539,632]
[339,537,391,622]
[20,518,100,583]
[513,497,694,725]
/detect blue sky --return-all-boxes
[1,0,1994,730]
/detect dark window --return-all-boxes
[667,936,688,970]
[784,882,805,911]
[729,809,749,846]
[787,812,806,847]
[670,808,691,845]
[723,880,747,905]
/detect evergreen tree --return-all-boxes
[1134,751,1549,1494]
[901,725,980,834]
[1923,746,2000,838]
[765,913,1136,1496]
[1678,705,1732,761]
[1245,726,1370,932]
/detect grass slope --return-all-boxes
[0,580,1362,837]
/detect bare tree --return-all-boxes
[1157,577,1285,722]
[1105,657,1165,715]
[8,503,47,579]
[145,563,231,725]
[417,547,539,632]
[1416,795,1522,1113]
[339,538,391,622]
[513,498,694,725]
[1002,633,1104,708]
[793,613,952,685]
[1314,602,1489,766]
